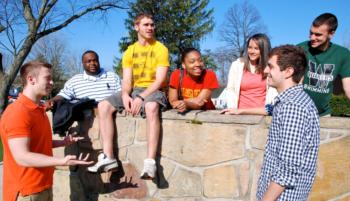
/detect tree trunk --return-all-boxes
[0,36,36,114]
[0,53,3,72]
[0,76,10,114]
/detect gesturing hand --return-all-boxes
[61,153,93,166]
[63,135,84,146]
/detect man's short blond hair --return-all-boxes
[134,13,153,25]
[20,61,52,86]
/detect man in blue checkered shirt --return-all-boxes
[256,45,320,201]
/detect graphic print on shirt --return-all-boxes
[132,50,156,81]
[182,88,201,98]
[305,60,334,93]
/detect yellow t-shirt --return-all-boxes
[122,40,170,88]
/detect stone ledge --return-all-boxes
[320,117,350,129]
[113,110,265,125]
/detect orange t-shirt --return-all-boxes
[238,70,266,109]
[169,69,219,110]
[0,94,54,201]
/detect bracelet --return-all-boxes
[136,94,145,101]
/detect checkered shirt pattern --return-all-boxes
[256,84,320,201]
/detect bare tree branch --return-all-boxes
[22,0,36,31]
[0,53,3,75]
[219,0,266,57]
[37,3,127,38]
[0,0,128,113]
[0,24,5,33]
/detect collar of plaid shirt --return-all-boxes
[274,84,304,105]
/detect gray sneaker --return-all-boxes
[87,153,118,173]
[140,158,156,180]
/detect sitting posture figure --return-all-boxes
[168,48,219,112]
[87,13,169,180]
[47,50,121,106]
[221,33,277,115]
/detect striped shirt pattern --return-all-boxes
[256,84,320,201]
[58,68,121,102]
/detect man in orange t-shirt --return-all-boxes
[0,61,93,201]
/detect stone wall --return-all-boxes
[49,111,350,200]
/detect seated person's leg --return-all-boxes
[98,100,117,159]
[141,101,160,179]
[87,92,123,173]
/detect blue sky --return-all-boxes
[6,0,350,70]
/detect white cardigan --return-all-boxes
[225,58,278,109]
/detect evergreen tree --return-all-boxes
[119,0,214,69]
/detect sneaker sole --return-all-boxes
[140,172,154,180]
[103,162,118,172]
[87,162,118,173]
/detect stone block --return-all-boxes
[320,130,328,141]
[309,136,350,201]
[196,110,264,125]
[127,145,148,173]
[239,160,250,196]
[116,117,136,147]
[118,147,127,162]
[135,118,147,142]
[320,117,350,129]
[162,121,246,166]
[53,170,74,201]
[248,150,264,201]
[163,198,200,201]
[250,127,268,150]
[329,129,350,139]
[203,164,239,198]
[162,110,198,120]
[159,168,201,197]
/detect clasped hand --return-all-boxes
[122,94,143,116]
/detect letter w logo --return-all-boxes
[308,61,334,89]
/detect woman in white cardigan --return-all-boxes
[221,33,277,115]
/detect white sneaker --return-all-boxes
[87,153,118,173]
[140,158,156,180]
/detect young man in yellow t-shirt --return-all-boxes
[88,13,169,180]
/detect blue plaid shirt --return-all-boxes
[256,84,320,201]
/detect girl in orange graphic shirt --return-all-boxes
[168,48,219,113]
